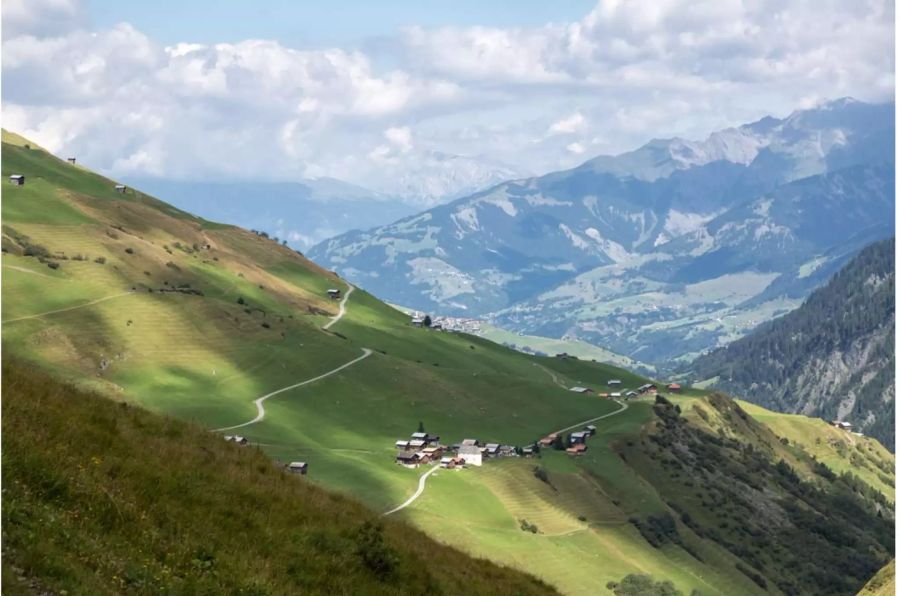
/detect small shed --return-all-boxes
[569,386,593,394]
[396,452,420,467]
[608,379,622,386]
[585,424,597,436]
[610,392,622,398]
[288,461,308,475]
[522,446,535,457]
[566,443,587,455]
[484,443,500,456]
[461,438,479,447]
[667,383,682,393]
[9,174,25,186]
[115,184,127,193]
[327,288,341,299]
[569,431,588,445]
[411,316,425,327]
[67,157,76,164]
[395,439,410,449]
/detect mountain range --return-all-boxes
[690,238,895,449]
[310,98,895,367]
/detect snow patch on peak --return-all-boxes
[478,188,517,216]
[559,223,590,250]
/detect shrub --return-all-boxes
[533,466,549,484]
[94,256,106,264]
[236,297,245,305]
[46,262,60,270]
[125,248,134,254]
[23,243,49,257]
[166,261,180,271]
[519,519,538,534]
[354,522,398,580]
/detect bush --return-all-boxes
[236,297,245,305]
[354,522,398,580]
[125,248,134,254]
[94,256,106,264]
[23,243,49,257]
[46,262,60,270]
[533,466,549,484]
[607,574,684,596]
[519,519,539,534]
[166,261,180,271]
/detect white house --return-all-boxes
[287,461,308,475]
[458,444,482,466]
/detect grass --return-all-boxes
[2,132,893,595]
[1,358,555,595]
[858,560,895,596]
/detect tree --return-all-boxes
[552,435,565,450]
[417,421,425,433]
[606,574,684,596]
[423,315,432,327]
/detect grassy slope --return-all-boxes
[858,560,895,596]
[1,359,554,595]
[2,133,893,595]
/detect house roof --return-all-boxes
[458,445,481,455]
[569,386,590,392]
[411,432,427,438]
[608,379,622,383]
[9,174,24,180]
[396,452,418,461]
[667,383,681,389]
[461,438,478,446]
[611,392,622,397]
[288,461,307,468]
[484,443,500,450]
[409,439,426,447]
[586,425,597,430]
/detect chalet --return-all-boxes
[411,432,428,440]
[396,452,421,468]
[409,439,427,449]
[395,439,410,449]
[538,433,557,447]
[569,431,588,445]
[411,432,440,445]
[326,288,342,299]
[566,443,587,455]
[458,444,482,466]
[422,446,444,460]
[411,316,425,327]
[625,391,638,398]
[224,435,249,445]
[522,446,535,457]
[484,443,500,457]
[440,456,455,468]
[498,445,516,457]
[585,424,597,436]
[287,461,308,475]
[9,174,24,186]
[67,157,76,164]
[610,392,622,398]
[569,386,593,394]
[608,379,622,386]
[667,383,681,392]
[832,421,852,430]
[598,392,610,398]
[115,184,127,193]
[461,438,479,447]
[638,383,658,394]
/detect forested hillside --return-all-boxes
[691,239,895,448]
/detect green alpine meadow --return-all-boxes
[1,132,894,594]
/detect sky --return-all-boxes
[2,0,895,204]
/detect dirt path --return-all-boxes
[3,291,135,324]
[214,347,373,432]
[323,283,353,330]
[384,464,440,516]
[2,263,64,280]
[552,400,629,436]
[534,363,568,388]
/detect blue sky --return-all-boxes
[3,0,894,203]
[85,1,597,46]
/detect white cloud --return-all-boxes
[549,112,588,135]
[0,0,893,204]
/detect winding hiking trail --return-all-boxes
[3,291,135,324]
[215,280,369,432]
[214,347,373,432]
[384,464,440,516]
[323,284,353,330]
[552,400,628,436]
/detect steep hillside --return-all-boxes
[123,177,417,250]
[310,99,894,365]
[691,239,895,448]
[1,358,554,595]
[2,132,893,595]
[858,560,895,596]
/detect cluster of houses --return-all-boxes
[537,424,597,456]
[408,312,482,333]
[394,432,534,469]
[568,380,681,400]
